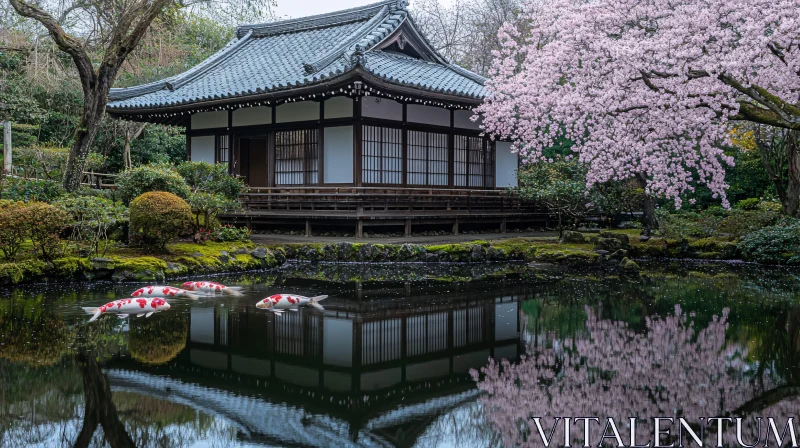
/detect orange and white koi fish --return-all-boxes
[182,281,243,296]
[131,286,198,300]
[81,298,171,322]
[255,294,327,315]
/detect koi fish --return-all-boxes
[81,298,171,322]
[255,294,328,315]
[182,281,243,296]
[131,285,198,300]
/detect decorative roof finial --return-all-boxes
[350,44,367,67]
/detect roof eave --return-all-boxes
[107,68,482,119]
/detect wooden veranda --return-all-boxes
[222,186,546,236]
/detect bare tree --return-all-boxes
[411,0,520,76]
[6,0,273,191]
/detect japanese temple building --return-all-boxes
[107,0,543,235]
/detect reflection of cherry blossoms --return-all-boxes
[473,305,800,447]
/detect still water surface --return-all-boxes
[1,263,800,447]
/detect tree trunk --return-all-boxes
[122,123,146,170]
[635,173,656,235]
[74,352,136,448]
[63,91,107,192]
[782,133,800,217]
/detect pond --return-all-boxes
[1,262,800,447]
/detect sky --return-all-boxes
[273,0,454,20]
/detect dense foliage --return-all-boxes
[214,225,252,242]
[55,196,128,256]
[738,221,800,265]
[25,202,69,260]
[129,192,192,250]
[656,202,784,240]
[0,201,29,260]
[478,0,799,210]
[176,161,245,200]
[116,164,192,204]
[1,177,66,202]
[516,161,592,232]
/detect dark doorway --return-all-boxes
[237,137,268,187]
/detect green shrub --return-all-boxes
[738,221,800,264]
[187,192,239,235]
[1,177,65,202]
[12,145,105,180]
[716,209,781,239]
[0,201,28,260]
[655,209,722,239]
[176,161,245,200]
[116,164,191,204]
[55,196,128,256]
[129,191,192,250]
[214,224,252,242]
[735,198,760,210]
[26,202,69,260]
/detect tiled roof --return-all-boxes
[107,0,485,111]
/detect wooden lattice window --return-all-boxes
[408,130,449,186]
[362,125,402,184]
[455,135,493,187]
[215,135,230,165]
[275,129,319,185]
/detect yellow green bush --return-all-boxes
[129,191,192,251]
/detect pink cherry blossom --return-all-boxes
[477,0,800,207]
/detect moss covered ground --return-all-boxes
[0,229,761,286]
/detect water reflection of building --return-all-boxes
[108,283,526,447]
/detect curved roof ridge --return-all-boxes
[350,9,408,57]
[109,31,254,101]
[236,0,406,38]
[303,5,392,75]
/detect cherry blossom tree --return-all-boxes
[473,305,800,447]
[477,0,800,215]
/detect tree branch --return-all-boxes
[7,0,95,96]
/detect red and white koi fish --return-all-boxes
[182,281,243,296]
[256,294,327,315]
[131,286,198,300]
[81,298,171,322]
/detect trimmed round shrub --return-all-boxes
[129,191,192,250]
[128,313,187,365]
[26,202,69,260]
[116,164,191,204]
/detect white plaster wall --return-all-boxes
[190,136,215,164]
[191,110,227,129]
[453,350,489,373]
[232,106,271,127]
[276,101,319,123]
[190,307,215,344]
[362,97,402,121]
[494,344,518,362]
[323,318,353,367]
[231,355,271,377]
[325,96,353,119]
[190,349,227,370]
[324,371,351,392]
[495,141,518,187]
[324,126,354,184]
[454,110,482,130]
[361,368,401,391]
[275,363,319,387]
[406,358,449,382]
[495,301,519,341]
[407,104,450,127]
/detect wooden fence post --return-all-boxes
[2,121,11,174]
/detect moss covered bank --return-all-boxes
[0,231,777,286]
